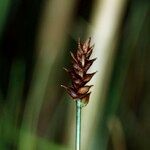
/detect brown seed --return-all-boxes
[78,85,93,95]
[84,58,96,72]
[83,72,97,83]
[74,79,82,85]
[61,85,78,99]
[80,92,91,107]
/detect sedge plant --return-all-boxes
[61,38,96,150]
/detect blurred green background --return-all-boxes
[0,0,149,150]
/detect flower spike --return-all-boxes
[62,38,96,107]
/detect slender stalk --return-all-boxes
[76,100,82,150]
[62,38,96,149]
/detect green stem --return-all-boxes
[76,100,82,150]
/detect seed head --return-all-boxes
[61,38,96,107]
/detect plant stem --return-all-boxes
[76,100,82,150]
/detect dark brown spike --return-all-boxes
[62,38,96,106]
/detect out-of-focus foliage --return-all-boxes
[0,0,149,150]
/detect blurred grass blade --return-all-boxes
[19,0,77,150]
[0,0,11,38]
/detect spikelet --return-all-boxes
[61,38,96,107]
